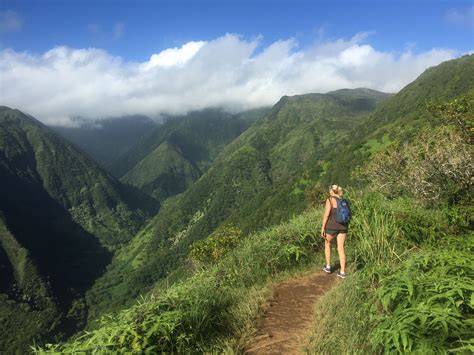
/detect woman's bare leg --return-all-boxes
[325,234,335,267]
[337,233,347,273]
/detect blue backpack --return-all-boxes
[335,197,351,224]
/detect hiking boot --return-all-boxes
[337,271,347,279]
[322,265,332,274]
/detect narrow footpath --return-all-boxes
[245,271,336,354]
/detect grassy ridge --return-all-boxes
[37,207,326,352]
[86,56,473,320]
[85,88,389,318]
[40,191,473,353]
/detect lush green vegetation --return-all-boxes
[4,55,474,353]
[85,88,391,317]
[0,107,159,352]
[36,206,326,353]
[38,189,473,353]
[307,213,473,354]
[114,108,269,202]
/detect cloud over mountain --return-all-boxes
[0,33,460,125]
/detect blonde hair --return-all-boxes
[329,184,343,196]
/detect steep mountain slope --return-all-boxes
[323,54,474,185]
[113,108,270,200]
[0,215,61,353]
[51,115,157,172]
[86,88,390,316]
[31,55,474,354]
[88,55,474,318]
[0,107,159,351]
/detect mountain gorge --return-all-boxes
[0,108,159,351]
[51,115,158,171]
[85,87,392,316]
[114,108,270,201]
[1,54,473,353]
[84,55,474,322]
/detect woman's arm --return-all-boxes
[321,199,331,238]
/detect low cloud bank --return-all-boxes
[0,33,460,126]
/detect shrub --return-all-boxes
[356,126,473,206]
[189,225,243,265]
[370,237,474,353]
[355,95,474,206]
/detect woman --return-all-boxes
[321,184,348,278]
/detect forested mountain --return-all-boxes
[38,54,474,354]
[51,115,157,172]
[86,55,473,320]
[3,55,473,353]
[0,108,159,352]
[322,54,474,185]
[85,87,391,316]
[114,108,270,201]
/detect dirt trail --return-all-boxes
[244,271,336,355]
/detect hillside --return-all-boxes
[114,108,269,201]
[51,115,157,172]
[0,107,159,352]
[85,88,390,317]
[38,55,474,354]
[87,55,473,320]
[323,54,474,185]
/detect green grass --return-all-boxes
[35,208,326,353]
[306,193,474,354]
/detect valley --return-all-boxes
[0,54,473,353]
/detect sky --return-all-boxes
[0,0,473,125]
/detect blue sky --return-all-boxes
[2,0,473,60]
[0,0,473,124]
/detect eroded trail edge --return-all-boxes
[245,271,336,354]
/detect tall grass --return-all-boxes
[35,208,326,353]
[306,192,473,354]
[347,191,408,269]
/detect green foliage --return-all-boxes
[308,219,473,355]
[356,95,474,206]
[115,108,268,202]
[427,94,474,140]
[189,225,243,265]
[36,209,325,352]
[0,107,159,351]
[370,238,474,353]
[347,191,409,268]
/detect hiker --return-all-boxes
[321,184,350,279]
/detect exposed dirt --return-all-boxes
[244,271,336,354]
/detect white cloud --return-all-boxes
[0,10,22,33]
[0,32,463,126]
[140,41,205,69]
[446,6,474,27]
